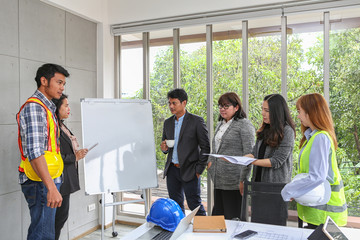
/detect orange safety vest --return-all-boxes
[17,97,63,181]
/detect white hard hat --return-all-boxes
[292,173,331,206]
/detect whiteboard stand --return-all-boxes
[100,190,149,239]
[81,99,158,240]
[111,193,117,237]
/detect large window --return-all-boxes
[213,21,243,124]
[248,16,282,127]
[180,26,207,119]
[117,4,360,220]
[286,12,325,172]
[329,8,360,216]
[120,34,143,99]
[118,33,145,216]
[287,11,324,106]
[149,29,174,203]
[149,29,174,170]
[179,26,208,207]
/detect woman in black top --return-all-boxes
[250,94,296,183]
[247,94,296,226]
[52,94,88,240]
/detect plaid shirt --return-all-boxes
[18,90,62,184]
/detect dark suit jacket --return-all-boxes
[162,111,210,182]
[59,125,80,196]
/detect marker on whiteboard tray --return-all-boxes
[88,143,98,151]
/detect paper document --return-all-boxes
[205,154,256,165]
[232,222,307,240]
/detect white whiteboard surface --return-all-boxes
[81,98,158,195]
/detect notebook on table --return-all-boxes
[193,215,227,232]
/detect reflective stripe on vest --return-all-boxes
[17,97,60,172]
[297,130,347,226]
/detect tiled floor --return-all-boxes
[78,224,138,239]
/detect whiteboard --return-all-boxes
[81,98,158,195]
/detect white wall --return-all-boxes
[44,0,297,25]
[41,0,104,22]
[107,0,295,24]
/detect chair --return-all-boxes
[240,180,288,226]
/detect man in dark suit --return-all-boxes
[160,88,210,216]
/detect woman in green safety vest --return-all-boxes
[281,93,347,228]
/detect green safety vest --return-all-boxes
[297,130,347,226]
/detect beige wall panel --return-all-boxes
[0,55,19,124]
[19,0,65,64]
[0,192,22,240]
[65,68,97,122]
[0,0,18,56]
[0,125,20,195]
[66,12,97,71]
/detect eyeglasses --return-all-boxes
[218,104,231,110]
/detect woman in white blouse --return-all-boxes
[207,92,255,219]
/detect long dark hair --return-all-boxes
[217,92,247,121]
[257,94,295,148]
[52,93,68,126]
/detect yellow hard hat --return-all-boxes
[23,151,64,181]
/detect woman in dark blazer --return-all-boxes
[52,94,88,240]
[207,92,255,219]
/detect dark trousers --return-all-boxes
[166,163,206,216]
[298,217,318,229]
[212,189,242,220]
[55,194,70,240]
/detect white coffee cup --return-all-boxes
[165,139,175,148]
